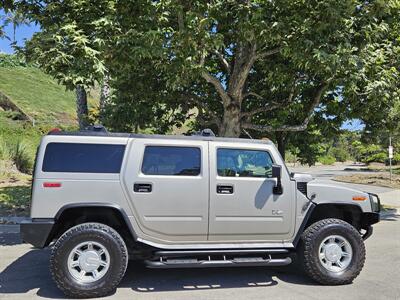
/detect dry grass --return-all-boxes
[333,173,400,189]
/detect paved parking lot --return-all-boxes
[0,213,399,300]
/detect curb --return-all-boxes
[0,216,29,225]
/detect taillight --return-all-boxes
[43,182,62,188]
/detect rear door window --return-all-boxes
[141,146,201,176]
[42,143,125,173]
[217,148,273,178]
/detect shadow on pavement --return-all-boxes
[0,243,317,298]
[380,208,400,221]
[0,248,64,299]
[122,261,316,294]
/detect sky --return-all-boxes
[0,11,363,131]
[0,10,40,54]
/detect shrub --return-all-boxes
[364,152,386,164]
[0,53,28,67]
[331,147,349,162]
[387,153,400,166]
[0,139,13,176]
[318,155,336,165]
[0,139,12,161]
[285,150,298,164]
[10,141,33,174]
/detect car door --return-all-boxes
[122,138,209,241]
[208,142,295,241]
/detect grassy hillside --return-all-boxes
[0,64,101,181]
[0,64,83,215]
[0,66,77,124]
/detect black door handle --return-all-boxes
[217,184,234,194]
[134,183,152,193]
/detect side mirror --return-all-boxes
[272,164,283,195]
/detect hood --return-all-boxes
[307,181,372,212]
[291,172,314,183]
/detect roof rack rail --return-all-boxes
[192,128,215,137]
[83,124,108,133]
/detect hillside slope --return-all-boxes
[0,66,78,125]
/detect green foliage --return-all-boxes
[10,140,33,174]
[352,143,387,164]
[0,112,41,174]
[330,147,349,162]
[19,0,400,137]
[284,150,299,164]
[318,155,336,165]
[0,53,28,67]
[390,153,400,166]
[0,185,31,215]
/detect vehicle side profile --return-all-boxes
[21,127,380,298]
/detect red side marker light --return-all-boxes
[43,182,62,188]
[48,128,61,134]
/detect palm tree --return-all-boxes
[2,11,30,44]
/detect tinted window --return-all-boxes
[42,143,125,173]
[217,148,273,178]
[142,146,201,176]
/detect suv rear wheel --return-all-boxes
[299,218,365,285]
[50,222,128,298]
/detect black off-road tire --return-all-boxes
[50,222,128,298]
[299,218,366,285]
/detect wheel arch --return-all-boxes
[48,203,137,247]
[293,202,364,247]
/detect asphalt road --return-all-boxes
[0,163,399,299]
[1,216,399,300]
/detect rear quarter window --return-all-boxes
[42,143,125,173]
[141,146,201,176]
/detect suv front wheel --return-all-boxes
[299,218,366,285]
[50,222,128,298]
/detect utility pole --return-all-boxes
[389,136,393,182]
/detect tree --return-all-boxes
[2,11,30,43]
[102,0,398,141]
[22,1,116,129]
[19,0,399,140]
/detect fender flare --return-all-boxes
[292,202,364,247]
[54,202,138,241]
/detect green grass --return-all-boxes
[0,66,99,125]
[0,184,31,216]
[0,67,77,124]
[0,111,42,159]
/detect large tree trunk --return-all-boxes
[75,85,89,130]
[99,74,110,123]
[276,132,287,160]
[218,103,242,137]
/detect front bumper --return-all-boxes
[20,219,54,248]
[359,193,381,240]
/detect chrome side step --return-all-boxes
[145,256,292,269]
[153,248,289,258]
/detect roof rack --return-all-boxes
[83,124,108,133]
[192,128,216,137]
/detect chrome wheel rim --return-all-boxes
[318,235,353,273]
[67,241,110,283]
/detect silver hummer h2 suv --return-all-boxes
[21,128,380,298]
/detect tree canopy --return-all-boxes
[12,0,400,145]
